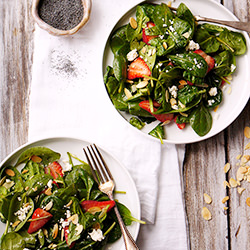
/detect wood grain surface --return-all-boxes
[183,1,250,249]
[0,0,34,161]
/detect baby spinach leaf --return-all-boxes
[205,88,223,108]
[213,50,236,76]
[169,53,208,78]
[1,232,25,250]
[177,85,204,105]
[21,160,45,181]
[110,25,127,54]
[148,123,165,144]
[19,230,37,248]
[139,45,156,70]
[190,104,212,136]
[129,117,145,130]
[15,147,60,166]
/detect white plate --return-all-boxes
[102,0,250,144]
[0,137,141,250]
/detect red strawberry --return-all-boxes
[45,161,63,179]
[139,100,174,123]
[174,116,186,130]
[65,226,75,248]
[193,49,215,73]
[27,208,53,234]
[81,200,116,213]
[127,57,151,80]
[187,81,194,86]
[142,22,157,44]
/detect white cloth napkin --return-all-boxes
[28,0,188,249]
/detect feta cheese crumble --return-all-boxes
[47,179,53,189]
[208,99,215,106]
[209,87,218,96]
[231,64,236,72]
[127,49,138,61]
[15,204,32,221]
[186,40,200,51]
[168,85,178,99]
[88,229,105,242]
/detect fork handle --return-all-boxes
[113,205,140,250]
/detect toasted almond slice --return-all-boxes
[244,126,250,138]
[12,220,21,228]
[31,155,42,163]
[66,200,73,207]
[3,180,15,189]
[213,106,219,112]
[180,112,188,117]
[124,88,132,99]
[129,17,137,29]
[0,176,6,186]
[52,223,58,239]
[203,193,212,204]
[21,169,29,174]
[43,228,48,238]
[202,207,212,221]
[237,168,245,182]
[179,80,187,85]
[25,186,29,191]
[241,155,250,165]
[136,80,148,89]
[247,175,250,183]
[229,178,238,188]
[24,202,30,208]
[87,206,102,214]
[178,101,185,109]
[165,90,169,102]
[141,46,147,54]
[236,154,242,160]
[223,180,230,189]
[126,79,134,84]
[44,201,53,211]
[75,224,83,236]
[224,163,231,173]
[224,207,228,210]
[178,85,185,90]
[237,187,245,195]
[45,187,52,196]
[93,222,101,230]
[170,98,177,106]
[222,196,229,203]
[167,1,172,7]
[227,86,232,95]
[5,169,15,177]
[246,197,250,207]
[245,143,250,150]
[61,228,65,241]
[68,214,79,225]
[226,75,233,81]
[163,42,168,50]
[162,120,171,126]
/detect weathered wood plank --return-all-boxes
[0,0,34,161]
[183,133,229,250]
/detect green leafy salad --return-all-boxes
[0,147,141,250]
[104,2,247,142]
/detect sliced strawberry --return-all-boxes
[45,161,63,179]
[139,100,174,123]
[193,49,215,73]
[187,80,194,86]
[27,208,53,234]
[65,226,75,248]
[142,22,157,44]
[174,116,186,130]
[81,200,115,213]
[127,57,151,80]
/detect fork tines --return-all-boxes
[83,144,114,185]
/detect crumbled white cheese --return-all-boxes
[209,87,218,96]
[186,40,200,51]
[182,32,190,39]
[208,99,215,106]
[127,49,138,61]
[5,179,11,183]
[159,34,164,39]
[171,105,179,110]
[163,23,167,27]
[62,162,72,173]
[169,26,174,32]
[168,85,178,99]
[231,64,236,72]
[88,229,105,242]
[47,179,53,189]
[15,204,32,221]
[66,209,71,219]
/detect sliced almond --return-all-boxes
[167,1,172,7]
[179,80,187,85]
[0,176,6,186]
[202,207,212,221]
[68,214,79,225]
[163,42,168,50]
[31,155,42,163]
[61,228,65,241]
[227,86,232,95]
[141,46,147,54]
[241,155,250,165]
[3,180,15,189]
[180,112,188,117]
[229,178,238,188]
[44,201,53,211]
[223,180,230,189]
[66,200,73,207]
[236,154,242,160]
[224,207,228,210]
[129,17,137,29]
[75,224,83,236]
[245,142,250,150]
[93,222,101,230]
[124,88,132,99]
[45,188,52,196]
[12,220,21,228]
[136,80,148,89]
[246,197,250,207]
[247,175,250,183]
[87,206,102,214]
[43,228,48,238]
[237,187,245,195]
[126,79,134,84]
[222,196,229,204]
[178,101,185,109]
[244,126,250,138]
[52,223,58,239]
[203,193,212,204]
[161,120,171,126]
[165,90,169,102]
[224,163,231,173]
[25,186,29,191]
[5,169,15,177]
[21,169,29,174]
[237,169,245,182]
[170,98,177,106]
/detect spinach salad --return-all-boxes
[0,147,141,249]
[104,2,247,142]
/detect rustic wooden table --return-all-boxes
[0,0,249,249]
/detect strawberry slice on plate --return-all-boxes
[142,22,157,44]
[45,161,63,179]
[27,208,53,234]
[139,100,174,123]
[193,49,215,73]
[174,116,186,130]
[127,57,151,80]
[81,200,116,213]
[65,226,75,248]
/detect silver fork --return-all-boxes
[83,144,140,250]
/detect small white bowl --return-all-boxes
[32,0,92,36]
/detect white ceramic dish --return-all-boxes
[0,137,141,250]
[102,0,250,144]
